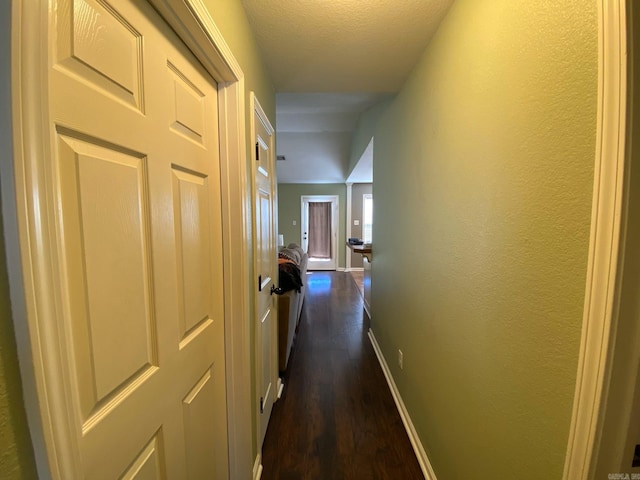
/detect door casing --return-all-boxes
[562,1,630,479]
[301,195,339,271]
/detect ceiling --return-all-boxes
[241,0,455,183]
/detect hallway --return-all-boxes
[261,271,422,479]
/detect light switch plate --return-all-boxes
[293,220,296,225]
[354,220,360,226]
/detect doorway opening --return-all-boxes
[301,195,339,270]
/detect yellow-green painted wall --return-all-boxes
[346,99,392,178]
[371,1,597,478]
[201,0,275,123]
[0,201,37,480]
[0,1,38,477]
[277,184,347,269]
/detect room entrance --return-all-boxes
[301,195,339,270]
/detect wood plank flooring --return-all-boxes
[349,270,364,298]
[261,271,423,480]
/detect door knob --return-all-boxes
[270,284,284,296]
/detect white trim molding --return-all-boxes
[277,378,284,400]
[346,182,353,271]
[563,1,628,479]
[253,454,263,480]
[368,329,437,480]
[300,195,340,271]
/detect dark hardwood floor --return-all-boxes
[261,271,423,480]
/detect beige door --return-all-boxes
[252,96,278,450]
[50,0,228,477]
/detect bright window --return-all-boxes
[363,194,373,244]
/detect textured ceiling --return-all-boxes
[242,0,455,92]
[276,93,390,132]
[241,0,455,182]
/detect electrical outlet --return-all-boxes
[398,349,404,370]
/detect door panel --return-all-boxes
[56,0,144,111]
[182,367,219,478]
[57,133,157,421]
[253,98,277,451]
[121,433,165,480]
[168,62,207,144]
[172,168,213,340]
[49,0,229,477]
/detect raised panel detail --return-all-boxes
[172,167,212,345]
[168,62,205,144]
[257,137,269,178]
[258,190,272,273]
[56,0,143,110]
[120,431,165,480]
[256,189,272,316]
[57,132,157,421]
[259,307,273,407]
[182,368,217,478]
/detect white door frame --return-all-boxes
[5,1,252,478]
[301,195,339,270]
[563,1,629,479]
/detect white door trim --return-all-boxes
[301,195,339,271]
[7,1,252,478]
[346,183,353,271]
[563,1,628,478]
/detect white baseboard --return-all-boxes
[368,328,437,480]
[336,267,346,272]
[253,454,263,480]
[277,378,284,400]
[346,267,364,272]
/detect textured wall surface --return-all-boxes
[0,1,38,477]
[0,202,38,480]
[277,184,347,268]
[241,0,454,92]
[347,99,393,178]
[203,0,275,124]
[371,0,598,478]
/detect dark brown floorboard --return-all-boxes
[261,271,423,480]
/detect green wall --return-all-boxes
[0,1,38,477]
[202,0,275,124]
[0,202,37,480]
[277,184,347,269]
[371,1,597,479]
[346,99,392,178]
